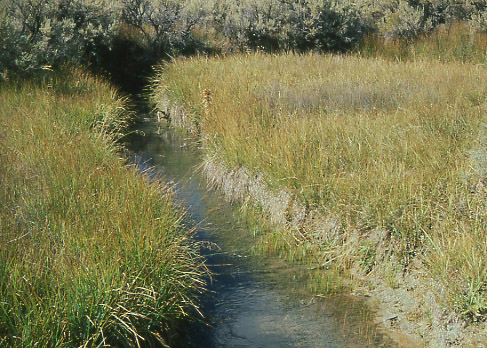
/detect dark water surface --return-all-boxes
[127,118,395,348]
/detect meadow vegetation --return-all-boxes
[360,21,487,63]
[152,51,487,324]
[4,0,487,345]
[0,69,207,347]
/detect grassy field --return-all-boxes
[153,51,487,322]
[0,69,207,347]
[359,22,487,64]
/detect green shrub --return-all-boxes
[0,0,205,78]
[4,0,487,78]
[0,0,118,72]
[203,0,366,52]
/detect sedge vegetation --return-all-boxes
[153,51,487,321]
[360,21,487,64]
[0,69,207,347]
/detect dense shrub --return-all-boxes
[202,0,366,51]
[380,1,432,40]
[304,1,365,50]
[3,0,487,77]
[0,0,205,79]
[0,0,369,76]
[0,0,118,72]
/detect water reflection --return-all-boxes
[127,119,394,348]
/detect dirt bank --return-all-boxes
[156,97,487,348]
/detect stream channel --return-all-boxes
[126,116,396,348]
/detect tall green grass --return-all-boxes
[0,69,207,347]
[153,52,487,320]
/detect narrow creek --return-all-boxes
[126,116,396,348]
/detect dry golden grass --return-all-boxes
[153,51,487,319]
[360,21,487,64]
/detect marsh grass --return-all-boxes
[153,52,487,319]
[359,22,487,64]
[0,69,207,347]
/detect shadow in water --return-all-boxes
[125,117,396,348]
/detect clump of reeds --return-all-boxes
[0,68,207,347]
[152,51,487,320]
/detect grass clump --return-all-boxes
[0,69,207,347]
[152,52,487,320]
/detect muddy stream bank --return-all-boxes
[126,116,397,348]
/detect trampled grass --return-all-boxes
[153,52,487,320]
[0,69,207,347]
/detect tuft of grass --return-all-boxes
[152,51,487,319]
[0,68,207,347]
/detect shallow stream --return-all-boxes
[127,118,395,348]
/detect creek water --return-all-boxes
[127,117,396,348]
